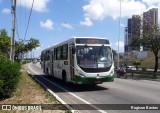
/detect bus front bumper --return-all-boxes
[73,75,114,85]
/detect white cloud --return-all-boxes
[33,46,43,58]
[120,23,125,28]
[80,17,93,27]
[61,22,73,29]
[115,41,124,52]
[82,0,147,21]
[35,46,42,51]
[83,3,105,20]
[1,8,10,14]
[158,5,160,23]
[17,0,50,12]
[142,0,160,6]
[40,19,54,30]
[36,44,43,50]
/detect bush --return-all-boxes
[0,55,21,98]
[133,60,142,70]
[21,60,31,65]
[142,67,147,71]
[133,60,141,66]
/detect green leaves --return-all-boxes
[132,24,160,72]
[14,38,40,59]
[133,60,141,66]
[0,29,11,57]
[0,29,40,60]
[0,55,21,97]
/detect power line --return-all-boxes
[24,0,34,41]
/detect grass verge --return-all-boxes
[0,68,70,113]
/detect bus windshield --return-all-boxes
[76,46,112,69]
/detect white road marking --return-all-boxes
[28,63,107,113]
[28,64,76,113]
[34,77,76,112]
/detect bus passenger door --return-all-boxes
[51,51,54,76]
[69,44,75,80]
[42,53,45,73]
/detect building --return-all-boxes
[124,8,158,52]
[143,8,158,51]
[143,8,158,27]
[124,27,128,52]
[124,15,141,52]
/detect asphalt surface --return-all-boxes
[26,62,160,113]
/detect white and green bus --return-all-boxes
[41,37,114,85]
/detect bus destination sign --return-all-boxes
[76,38,109,44]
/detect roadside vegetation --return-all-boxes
[0,28,40,97]
[0,28,40,60]
[114,51,160,79]
[0,68,68,113]
[132,24,160,73]
[0,54,21,98]
[0,28,69,113]
[115,51,160,70]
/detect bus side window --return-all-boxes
[54,48,57,60]
[48,51,50,60]
[57,46,61,60]
[62,44,68,60]
[44,52,47,60]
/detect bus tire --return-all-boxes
[92,83,97,86]
[62,70,67,84]
[124,74,127,79]
[46,68,50,78]
[117,74,120,78]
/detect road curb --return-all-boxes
[26,69,76,113]
[127,75,160,82]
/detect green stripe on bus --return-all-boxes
[73,75,114,84]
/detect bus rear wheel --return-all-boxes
[46,68,51,78]
[62,71,67,84]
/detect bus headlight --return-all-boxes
[76,69,85,77]
[109,70,114,76]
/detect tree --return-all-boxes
[14,40,26,60]
[27,38,40,51]
[124,52,130,65]
[133,60,141,70]
[0,29,11,57]
[14,38,40,60]
[0,28,40,60]
[112,49,117,59]
[132,24,160,73]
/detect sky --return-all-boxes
[0,0,160,57]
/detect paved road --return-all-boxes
[26,62,160,113]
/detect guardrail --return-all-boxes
[126,70,160,76]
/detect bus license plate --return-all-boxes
[95,80,102,84]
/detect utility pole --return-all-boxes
[10,0,16,62]
[117,0,121,68]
